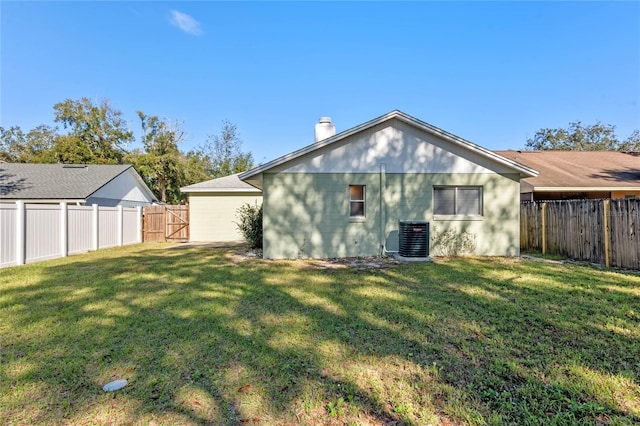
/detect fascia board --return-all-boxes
[534,187,640,192]
[180,187,262,193]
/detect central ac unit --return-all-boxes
[398,221,429,257]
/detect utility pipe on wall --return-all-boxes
[379,163,386,255]
[380,163,399,256]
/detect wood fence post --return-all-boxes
[60,202,68,258]
[603,199,611,267]
[541,202,547,254]
[163,206,168,242]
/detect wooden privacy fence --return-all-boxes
[521,199,639,269]
[143,205,189,242]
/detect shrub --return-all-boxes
[430,227,477,256]
[236,203,263,249]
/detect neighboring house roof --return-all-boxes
[240,110,538,185]
[180,173,261,193]
[0,163,158,202]
[495,150,640,191]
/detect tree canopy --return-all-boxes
[525,121,640,151]
[198,120,254,178]
[125,113,187,204]
[52,97,134,164]
[0,125,58,163]
[0,98,255,204]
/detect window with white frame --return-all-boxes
[433,186,482,216]
[349,185,365,217]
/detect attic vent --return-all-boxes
[62,165,88,169]
[399,221,429,257]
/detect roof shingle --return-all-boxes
[1,163,133,199]
[495,150,640,189]
[180,173,260,193]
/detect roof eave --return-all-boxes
[180,187,262,193]
[533,186,640,192]
[0,198,86,204]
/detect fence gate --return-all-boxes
[143,205,189,242]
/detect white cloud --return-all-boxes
[169,10,203,36]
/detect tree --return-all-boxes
[525,121,640,151]
[126,112,185,203]
[0,126,26,162]
[619,130,640,151]
[0,125,59,163]
[200,120,254,178]
[182,149,214,186]
[52,97,133,164]
[22,125,59,163]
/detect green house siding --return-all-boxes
[263,173,381,259]
[263,172,521,259]
[383,173,521,256]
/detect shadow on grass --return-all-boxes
[1,245,638,425]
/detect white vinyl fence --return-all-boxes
[1,202,142,268]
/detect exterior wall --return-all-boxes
[89,169,155,207]
[262,172,521,259]
[522,191,640,201]
[263,173,381,259]
[532,191,611,201]
[530,190,640,201]
[271,119,517,175]
[188,192,262,242]
[612,190,640,199]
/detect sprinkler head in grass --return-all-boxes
[103,379,128,392]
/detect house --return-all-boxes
[180,173,262,242]
[0,163,158,206]
[239,111,537,259]
[495,150,640,201]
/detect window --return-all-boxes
[349,185,365,217]
[434,186,482,216]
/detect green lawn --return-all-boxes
[1,244,639,425]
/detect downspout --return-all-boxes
[380,163,398,256]
[379,163,385,255]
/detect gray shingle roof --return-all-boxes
[180,173,261,193]
[1,163,134,199]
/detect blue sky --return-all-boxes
[2,1,639,164]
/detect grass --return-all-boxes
[1,243,639,425]
[521,250,568,261]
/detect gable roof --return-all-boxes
[0,163,157,201]
[495,150,640,191]
[239,110,538,185]
[180,173,261,193]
